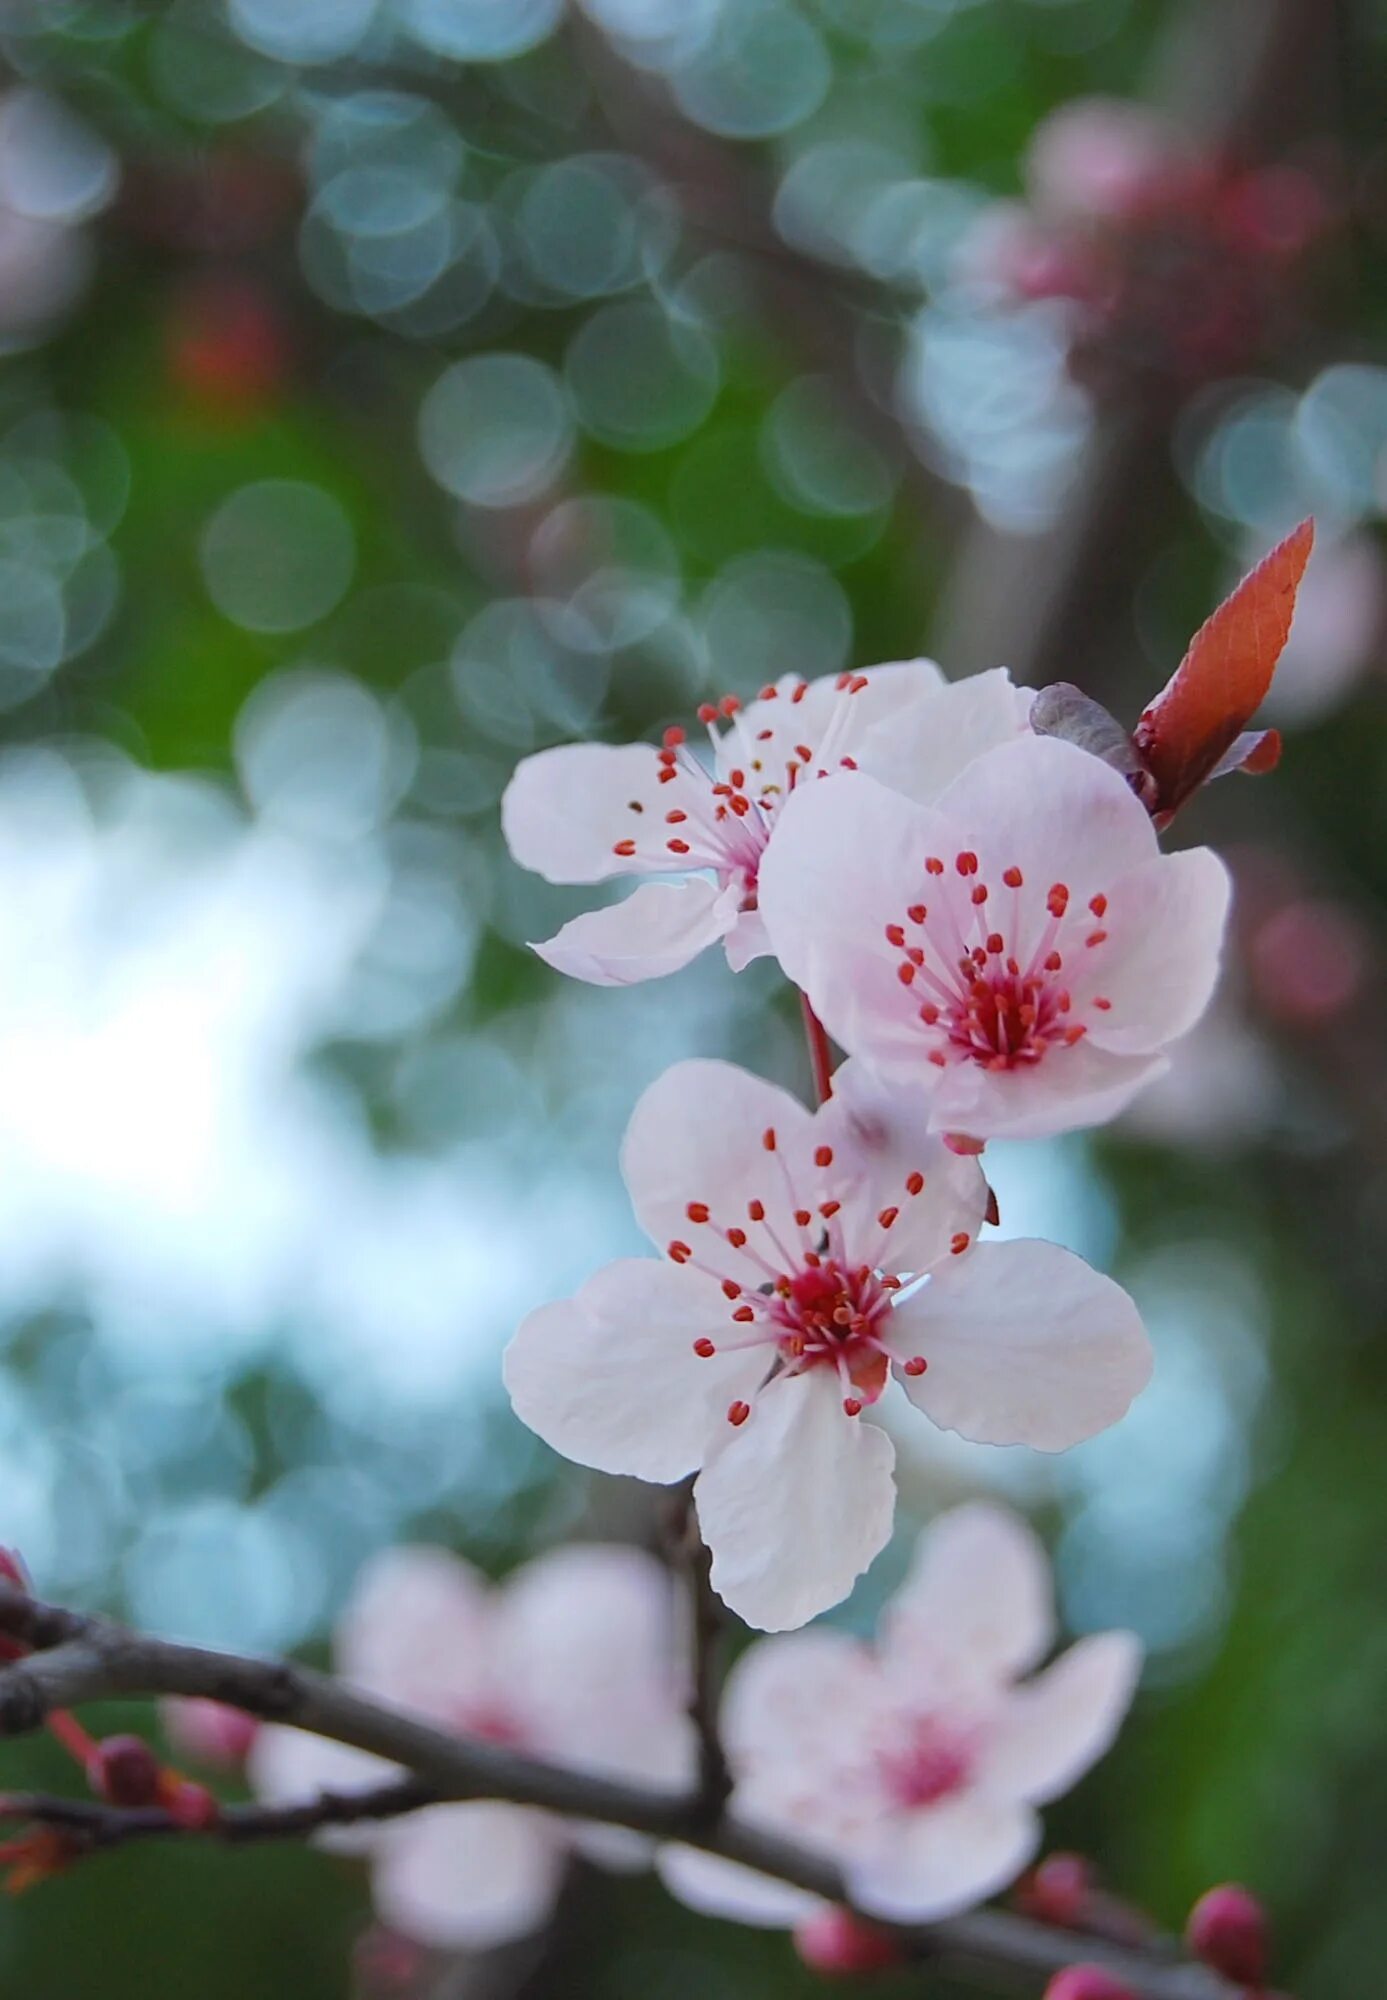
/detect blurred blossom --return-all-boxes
[1248,897,1370,1028]
[1118,992,1280,1150]
[773,140,918,267]
[200,480,357,634]
[0,90,116,347]
[166,272,290,418]
[418,353,573,509]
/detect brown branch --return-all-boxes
[0,1778,437,1851]
[0,1582,1234,2000]
[663,1483,731,1828]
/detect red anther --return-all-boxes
[929,1050,947,1067]
[1042,1968,1137,2000]
[731,1306,755,1324]
[885,923,906,947]
[814,1146,834,1167]
[791,681,808,702]
[943,1133,986,1156]
[1016,1852,1095,1928]
[162,1777,219,1830]
[794,744,813,764]
[1089,893,1107,917]
[1044,950,1063,972]
[905,946,924,967]
[726,1227,747,1248]
[794,1208,812,1227]
[956,850,979,875]
[819,1200,841,1219]
[950,1232,971,1255]
[612,839,637,857]
[1093,996,1112,1011]
[88,1735,162,1807]
[971,883,989,906]
[666,809,688,824]
[727,1401,750,1426]
[877,1206,899,1230]
[897,962,916,985]
[1186,1884,1268,1986]
[697,703,719,724]
[986,932,1005,954]
[840,756,857,770]
[719,694,740,716]
[907,903,927,924]
[1086,929,1107,947]
[919,1002,940,1025]
[903,1356,928,1376]
[663,725,686,748]
[693,1338,717,1357]
[747,1199,765,1222]
[842,1398,863,1417]
[757,727,773,740]
[658,767,676,783]
[728,768,746,788]
[763,1126,777,1151]
[793,1907,903,1976]
[925,856,945,875]
[667,838,691,854]
[729,796,750,817]
[758,684,777,700]
[985,1187,1000,1227]
[686,1201,711,1224]
[1047,883,1070,917]
[1064,1025,1087,1045]
[668,1241,692,1263]
[721,1279,741,1299]
[905,1171,925,1195]
[1003,866,1023,888]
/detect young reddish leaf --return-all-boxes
[1134,519,1313,818]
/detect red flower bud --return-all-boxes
[88,1734,162,1807]
[1016,1852,1096,1928]
[1186,1883,1268,1985]
[161,1777,220,1830]
[1043,1967,1137,2000]
[793,1908,903,1976]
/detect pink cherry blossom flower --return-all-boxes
[500,662,1030,985]
[758,734,1230,1143]
[504,1059,1151,1631]
[250,1542,695,1950]
[659,1502,1141,1927]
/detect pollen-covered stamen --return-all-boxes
[885,858,1117,1073]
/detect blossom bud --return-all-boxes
[160,1696,259,1771]
[88,1734,162,1808]
[1186,1883,1268,1986]
[161,1777,220,1830]
[793,1908,903,1975]
[1043,1967,1137,2000]
[1016,1852,1096,1928]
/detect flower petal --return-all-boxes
[373,1803,564,1949]
[620,1059,818,1286]
[1076,848,1231,1055]
[657,1844,824,1928]
[248,1727,397,1855]
[889,1239,1151,1451]
[818,1060,989,1272]
[978,1631,1142,1804]
[532,878,741,986]
[504,1261,763,1484]
[337,1545,496,1719]
[695,1371,897,1630]
[857,667,1032,807]
[847,1793,1039,1923]
[926,1041,1171,1143]
[721,1629,877,1770]
[880,1503,1055,1686]
[502,742,689,884]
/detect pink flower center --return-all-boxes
[669,1129,946,1421]
[610,676,871,905]
[454,1701,527,1749]
[888,857,1113,1072]
[878,1716,974,1810]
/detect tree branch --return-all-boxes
[0,1778,438,1851]
[0,1583,1234,1999]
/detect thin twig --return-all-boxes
[0,1582,1234,1999]
[0,1779,437,1850]
[663,1482,731,1829]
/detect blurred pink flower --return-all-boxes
[161,1698,260,1773]
[505,1059,1149,1631]
[251,1543,695,1950]
[758,736,1230,1142]
[501,663,1030,985]
[660,1503,1141,1927]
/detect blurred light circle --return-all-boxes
[0,90,117,224]
[228,0,377,65]
[699,550,851,683]
[418,353,573,509]
[402,0,562,60]
[60,541,121,659]
[529,494,682,653]
[516,155,641,300]
[672,5,831,139]
[236,668,413,840]
[149,0,285,124]
[565,300,720,452]
[1296,365,1387,525]
[774,140,913,266]
[762,376,896,518]
[5,410,130,536]
[374,204,500,336]
[345,202,456,315]
[0,558,65,690]
[316,164,446,237]
[1189,389,1309,536]
[576,0,722,69]
[308,90,465,191]
[452,597,609,740]
[200,480,356,634]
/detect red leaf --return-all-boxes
[1134,519,1314,817]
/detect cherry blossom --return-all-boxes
[500,662,1030,985]
[758,734,1230,1143]
[659,1503,1141,1927]
[504,1059,1150,1630]
[250,1542,695,1949]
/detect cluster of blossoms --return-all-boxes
[502,657,1228,1629]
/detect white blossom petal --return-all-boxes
[373,1803,565,1950]
[721,1628,877,1770]
[888,1239,1151,1450]
[847,1793,1039,1923]
[695,1372,897,1630]
[1076,848,1231,1055]
[657,1844,824,1928]
[504,1261,763,1484]
[337,1545,496,1719]
[248,1726,397,1855]
[856,667,1032,807]
[817,1060,989,1272]
[880,1502,1055,1686]
[978,1631,1142,1804]
[532,878,742,986]
[502,741,683,884]
[924,1042,1170,1143]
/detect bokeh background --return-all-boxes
[0,0,1381,1993]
